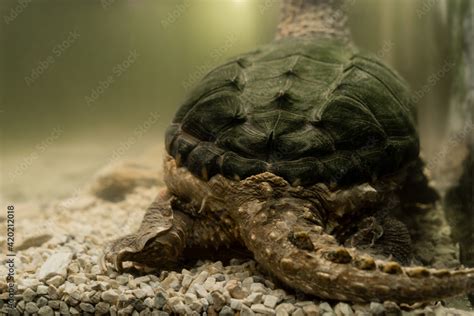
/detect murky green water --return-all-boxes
[0,0,461,202]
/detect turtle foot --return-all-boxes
[102,191,190,272]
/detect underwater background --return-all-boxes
[0,0,464,204]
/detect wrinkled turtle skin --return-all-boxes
[104,37,474,303]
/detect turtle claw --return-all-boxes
[103,245,124,272]
[102,233,141,272]
[98,252,108,273]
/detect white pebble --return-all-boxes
[242,277,254,289]
[79,302,95,313]
[369,302,384,316]
[37,285,49,295]
[251,303,276,315]
[320,302,333,313]
[184,293,197,305]
[250,283,267,293]
[38,305,54,316]
[101,289,119,304]
[230,298,243,310]
[25,302,39,313]
[334,302,354,316]
[211,291,226,310]
[182,274,193,289]
[302,304,319,316]
[203,276,216,291]
[245,292,263,305]
[116,275,129,285]
[263,295,279,308]
[134,275,151,283]
[70,273,88,285]
[19,278,41,290]
[140,283,155,297]
[190,300,203,312]
[37,252,73,280]
[133,288,147,299]
[90,265,102,274]
[46,275,65,288]
[144,297,154,308]
[275,303,295,315]
[23,288,37,302]
[194,284,208,298]
[63,281,77,295]
[291,308,305,316]
[241,304,256,316]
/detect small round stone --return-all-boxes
[25,302,39,313]
[251,303,275,315]
[302,304,319,316]
[219,305,235,316]
[211,291,226,311]
[96,302,110,314]
[46,275,65,288]
[37,285,49,295]
[263,295,279,309]
[227,280,248,299]
[37,305,54,316]
[23,288,36,302]
[79,302,95,313]
[334,302,354,316]
[154,292,168,309]
[36,296,48,308]
[275,302,295,315]
[101,289,119,304]
[369,302,385,316]
[48,300,61,310]
[319,302,333,313]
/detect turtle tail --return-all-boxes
[235,197,474,304]
[277,0,351,41]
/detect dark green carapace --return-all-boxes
[165,38,418,186]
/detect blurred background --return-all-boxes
[0,0,465,203]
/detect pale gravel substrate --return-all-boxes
[0,159,472,316]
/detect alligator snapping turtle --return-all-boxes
[104,0,474,303]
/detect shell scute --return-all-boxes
[181,93,245,141]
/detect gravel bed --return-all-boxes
[0,160,472,316]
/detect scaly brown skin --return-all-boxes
[103,156,474,304]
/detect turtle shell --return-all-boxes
[165,37,419,187]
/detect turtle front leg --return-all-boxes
[103,189,192,272]
[103,189,245,272]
